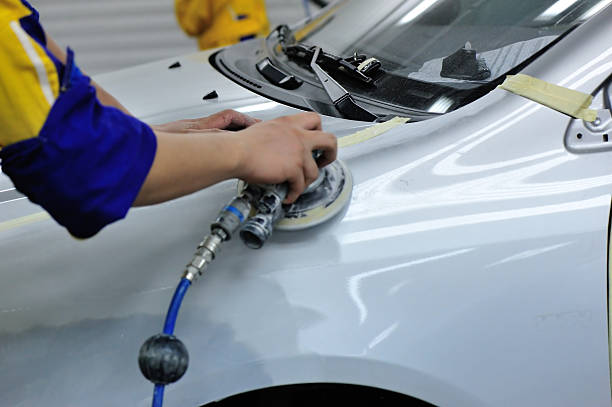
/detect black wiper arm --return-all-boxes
[285,43,379,86]
[270,26,378,121]
[310,47,377,122]
[273,24,381,86]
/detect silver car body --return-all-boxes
[1,3,612,407]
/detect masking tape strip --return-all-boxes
[0,211,50,233]
[338,116,410,148]
[498,74,597,122]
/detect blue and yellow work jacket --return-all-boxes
[0,0,157,238]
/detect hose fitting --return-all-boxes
[239,183,288,249]
[182,194,252,282]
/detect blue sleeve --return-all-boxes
[0,66,157,238]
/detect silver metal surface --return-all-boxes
[212,196,252,239]
[239,183,288,249]
[239,213,274,249]
[184,195,251,281]
[183,232,224,282]
[565,108,612,153]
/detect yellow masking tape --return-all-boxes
[0,211,49,233]
[498,74,597,122]
[338,116,410,148]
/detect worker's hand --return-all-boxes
[151,110,259,133]
[230,112,337,203]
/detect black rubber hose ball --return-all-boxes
[138,333,189,385]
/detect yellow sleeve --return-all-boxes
[174,0,216,36]
[0,1,59,148]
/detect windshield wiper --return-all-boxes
[309,47,377,122]
[273,25,381,87]
[286,43,380,86]
[269,25,378,121]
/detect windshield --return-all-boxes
[277,0,610,114]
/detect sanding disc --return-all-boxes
[276,159,353,231]
[236,160,353,231]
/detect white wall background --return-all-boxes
[33,0,309,75]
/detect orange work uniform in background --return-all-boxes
[175,0,270,50]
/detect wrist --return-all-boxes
[222,132,247,180]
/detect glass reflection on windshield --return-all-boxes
[280,0,610,113]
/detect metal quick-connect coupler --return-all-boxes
[182,194,252,282]
[239,183,288,249]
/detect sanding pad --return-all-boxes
[276,159,352,231]
[236,160,353,231]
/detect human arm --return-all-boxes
[46,35,335,203]
[2,16,335,237]
[135,112,337,205]
[46,34,336,204]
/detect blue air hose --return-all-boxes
[140,278,192,407]
[138,194,252,407]
[152,384,165,407]
[163,278,191,335]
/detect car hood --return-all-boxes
[2,9,612,405]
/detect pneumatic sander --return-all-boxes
[239,157,352,248]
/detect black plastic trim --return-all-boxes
[210,50,313,114]
[256,58,303,90]
[202,383,436,407]
[219,59,262,89]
